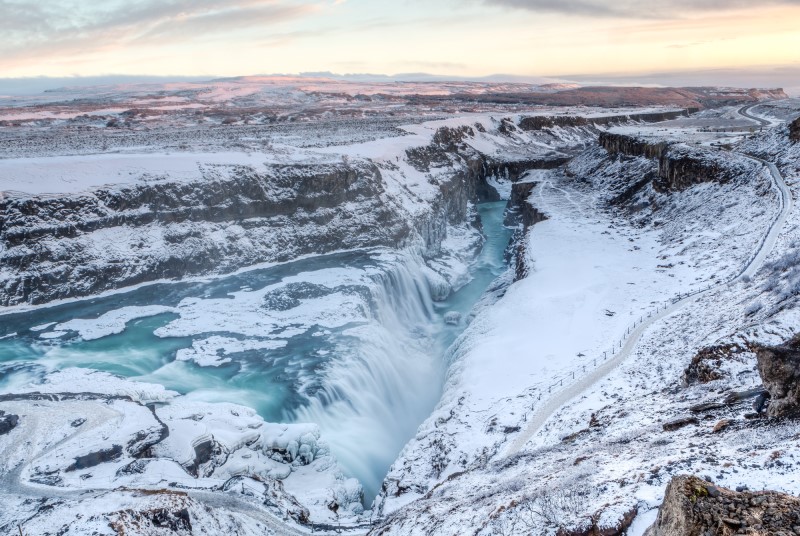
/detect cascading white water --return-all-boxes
[291,250,447,503]
[0,201,512,511]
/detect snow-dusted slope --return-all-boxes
[1,108,678,534]
[4,97,799,535]
[373,106,800,535]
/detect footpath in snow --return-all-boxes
[508,152,792,453]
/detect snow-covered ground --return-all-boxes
[2,88,799,535]
[374,103,800,534]
[378,137,777,509]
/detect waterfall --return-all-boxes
[291,250,448,504]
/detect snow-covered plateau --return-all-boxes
[1,80,800,535]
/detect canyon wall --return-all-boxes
[599,132,760,192]
[0,159,475,306]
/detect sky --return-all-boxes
[0,0,799,90]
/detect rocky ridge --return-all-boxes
[598,132,759,192]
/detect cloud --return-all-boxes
[0,0,321,55]
[139,4,318,42]
[481,0,800,18]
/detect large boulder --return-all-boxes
[790,116,800,143]
[0,411,19,435]
[645,475,800,535]
[754,335,800,418]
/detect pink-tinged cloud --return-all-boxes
[482,0,800,18]
[0,1,321,51]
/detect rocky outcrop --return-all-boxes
[484,156,570,185]
[790,116,800,143]
[0,410,19,435]
[599,132,668,160]
[599,133,759,192]
[521,110,688,132]
[66,444,124,472]
[508,181,547,229]
[506,179,548,281]
[405,125,565,202]
[754,334,800,418]
[656,145,743,192]
[645,475,800,535]
[110,503,193,534]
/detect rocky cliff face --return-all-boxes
[599,132,760,192]
[599,132,668,160]
[507,180,548,280]
[1,113,613,307]
[520,110,689,132]
[755,334,800,418]
[0,157,482,306]
[645,475,800,535]
[656,145,748,192]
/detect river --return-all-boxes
[0,200,512,503]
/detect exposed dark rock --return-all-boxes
[754,334,800,418]
[483,157,570,200]
[662,417,699,432]
[656,145,746,192]
[598,133,760,193]
[609,174,654,207]
[506,179,549,282]
[110,506,192,533]
[65,444,123,472]
[645,475,800,535]
[223,475,312,525]
[116,459,151,477]
[689,402,725,414]
[432,125,475,150]
[722,388,767,405]
[184,438,228,478]
[711,419,731,433]
[1,155,484,306]
[683,343,747,385]
[0,410,20,435]
[29,469,63,486]
[520,115,588,131]
[599,132,668,160]
[507,181,548,230]
[262,282,331,311]
[1,161,425,306]
[753,391,770,414]
[790,116,800,143]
